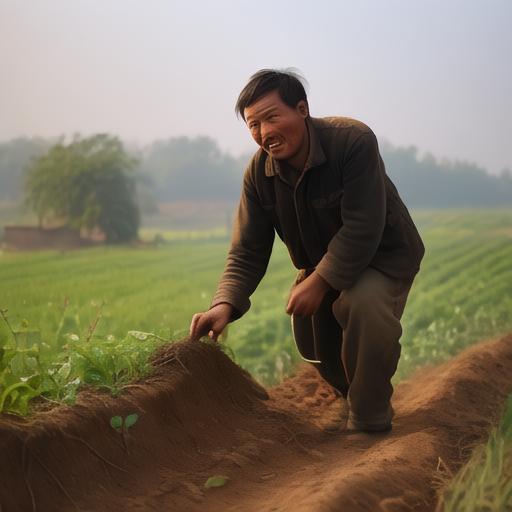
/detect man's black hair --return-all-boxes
[235,68,308,121]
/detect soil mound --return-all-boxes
[1,334,512,512]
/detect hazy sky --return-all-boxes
[1,0,511,174]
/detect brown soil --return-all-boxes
[2,334,512,512]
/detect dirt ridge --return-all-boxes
[1,334,512,512]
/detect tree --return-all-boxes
[24,134,140,243]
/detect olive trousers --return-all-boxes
[291,267,414,426]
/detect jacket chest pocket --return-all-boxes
[311,188,343,208]
[258,182,277,210]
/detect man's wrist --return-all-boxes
[312,271,331,292]
[211,302,233,313]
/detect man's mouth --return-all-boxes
[266,139,283,151]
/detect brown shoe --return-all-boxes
[346,405,394,433]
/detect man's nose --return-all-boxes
[260,121,272,142]
[253,128,263,146]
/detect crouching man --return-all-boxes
[189,69,425,432]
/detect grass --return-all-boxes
[440,393,512,511]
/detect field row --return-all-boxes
[0,210,511,413]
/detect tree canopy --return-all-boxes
[24,134,140,243]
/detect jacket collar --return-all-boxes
[264,117,327,177]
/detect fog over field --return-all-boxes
[1,0,511,175]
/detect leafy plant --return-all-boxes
[0,306,166,414]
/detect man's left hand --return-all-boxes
[286,271,331,316]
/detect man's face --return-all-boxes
[244,90,309,163]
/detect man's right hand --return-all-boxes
[189,303,233,342]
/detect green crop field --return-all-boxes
[1,209,512,415]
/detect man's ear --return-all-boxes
[296,100,309,118]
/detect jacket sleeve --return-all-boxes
[315,130,386,290]
[210,166,275,319]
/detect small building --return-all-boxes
[2,225,102,250]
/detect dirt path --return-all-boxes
[2,334,512,512]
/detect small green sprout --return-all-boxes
[110,413,139,433]
[204,475,229,488]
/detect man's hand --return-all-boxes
[189,303,233,342]
[286,271,330,316]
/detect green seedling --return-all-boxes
[204,475,229,488]
[110,413,138,433]
[110,413,139,453]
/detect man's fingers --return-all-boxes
[191,313,211,341]
[190,305,231,342]
[189,314,199,337]
[209,319,227,342]
[286,295,295,315]
[287,298,311,316]
[189,313,203,339]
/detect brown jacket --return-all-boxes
[211,116,425,319]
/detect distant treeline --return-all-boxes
[380,141,512,208]
[1,136,511,209]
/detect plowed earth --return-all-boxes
[2,334,512,512]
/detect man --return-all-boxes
[189,69,425,432]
